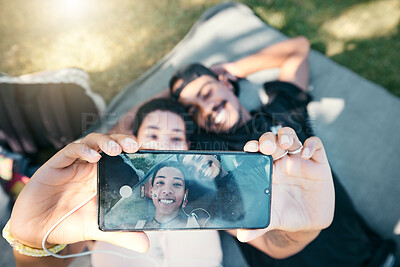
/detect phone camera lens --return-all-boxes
[120,185,133,198]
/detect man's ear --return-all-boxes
[172,78,184,93]
[218,74,234,92]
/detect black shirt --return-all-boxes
[190,81,312,151]
[189,81,389,266]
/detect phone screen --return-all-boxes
[98,150,272,231]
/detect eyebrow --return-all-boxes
[146,125,184,133]
[172,128,185,133]
[155,176,184,184]
[147,125,159,130]
[155,176,184,181]
[197,81,214,98]
[174,177,184,183]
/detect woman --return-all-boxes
[146,161,189,229]
[8,98,335,266]
[92,98,223,266]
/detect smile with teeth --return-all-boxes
[214,108,227,125]
[159,199,175,204]
[202,167,213,178]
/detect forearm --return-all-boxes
[224,36,310,78]
[248,229,320,259]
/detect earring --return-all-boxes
[182,194,187,208]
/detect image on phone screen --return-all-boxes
[98,151,272,231]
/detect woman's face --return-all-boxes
[151,166,186,218]
[137,110,188,150]
[182,155,221,180]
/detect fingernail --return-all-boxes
[261,140,275,151]
[302,147,310,158]
[245,142,258,151]
[108,140,120,151]
[124,138,138,150]
[279,135,290,145]
[89,149,100,157]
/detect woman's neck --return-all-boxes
[154,210,180,224]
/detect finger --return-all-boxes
[219,72,238,82]
[277,127,302,157]
[259,132,287,160]
[243,140,259,152]
[140,140,160,150]
[80,133,122,156]
[109,134,139,153]
[87,227,149,253]
[236,229,268,243]
[227,73,238,82]
[301,136,328,163]
[48,143,101,169]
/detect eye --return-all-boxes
[149,134,157,140]
[171,137,183,142]
[174,183,183,187]
[155,180,164,186]
[208,160,213,167]
[203,88,212,100]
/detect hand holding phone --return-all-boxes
[237,128,335,245]
[9,133,150,253]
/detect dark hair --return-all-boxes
[132,98,192,141]
[169,63,240,100]
[151,161,190,189]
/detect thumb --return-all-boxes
[87,227,149,253]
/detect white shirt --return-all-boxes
[91,230,223,267]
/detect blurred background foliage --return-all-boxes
[0,0,399,101]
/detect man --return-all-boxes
[180,154,245,222]
[169,37,390,265]
[170,37,311,151]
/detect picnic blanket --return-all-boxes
[87,2,400,259]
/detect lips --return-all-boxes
[159,199,175,205]
[200,165,213,178]
[208,100,227,127]
[214,109,226,124]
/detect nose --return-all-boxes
[198,100,214,124]
[161,184,173,195]
[199,99,214,114]
[158,135,172,150]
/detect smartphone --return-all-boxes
[98,150,272,231]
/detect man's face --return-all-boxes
[173,75,241,133]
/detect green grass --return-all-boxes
[1,0,399,101]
